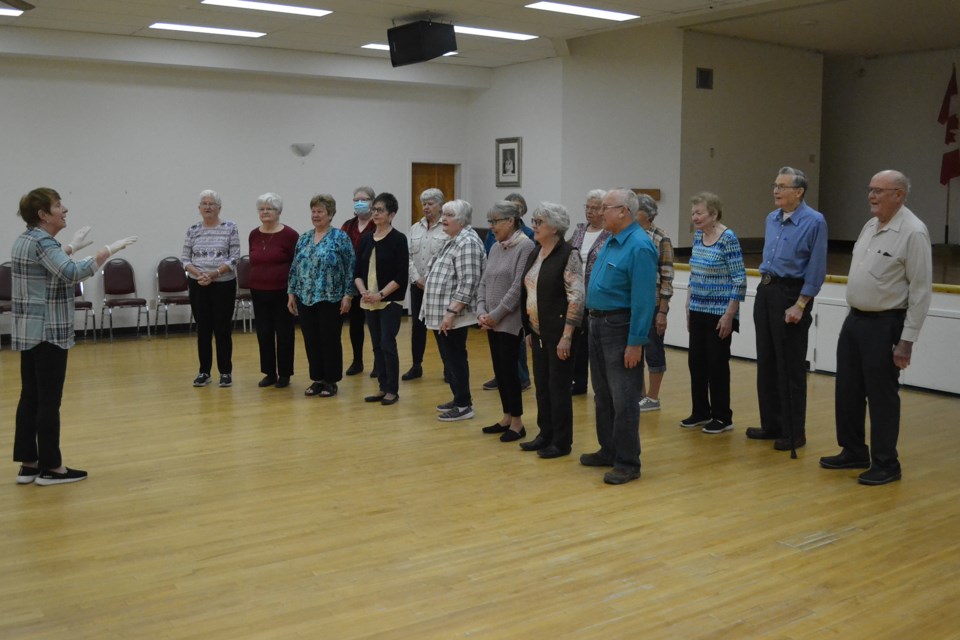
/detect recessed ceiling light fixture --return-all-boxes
[525,2,639,22]
[454,26,537,41]
[362,43,391,51]
[149,22,266,38]
[201,0,331,18]
[0,8,25,16]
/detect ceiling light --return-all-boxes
[149,22,266,38]
[0,8,25,16]
[362,43,390,51]
[525,2,638,22]
[201,0,331,18]
[454,26,537,41]
[443,51,458,57]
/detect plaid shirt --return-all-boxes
[420,227,485,330]
[11,227,98,350]
[646,224,675,306]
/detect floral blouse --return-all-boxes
[287,228,356,306]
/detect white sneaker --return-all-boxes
[638,397,661,412]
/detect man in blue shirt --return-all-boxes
[580,188,658,485]
[746,167,828,454]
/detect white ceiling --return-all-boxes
[1,0,959,69]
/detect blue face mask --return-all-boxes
[354,200,370,215]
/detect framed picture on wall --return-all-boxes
[495,137,522,187]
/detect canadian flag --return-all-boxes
[939,65,960,185]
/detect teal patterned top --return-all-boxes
[688,228,746,318]
[287,228,356,306]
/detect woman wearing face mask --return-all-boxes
[341,186,376,377]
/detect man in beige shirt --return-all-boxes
[820,170,932,486]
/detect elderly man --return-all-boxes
[820,170,932,485]
[404,188,448,381]
[746,166,827,454]
[579,189,657,485]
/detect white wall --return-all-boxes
[679,32,823,247]
[821,50,960,243]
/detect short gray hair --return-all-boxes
[353,185,376,201]
[442,199,473,226]
[420,188,445,205]
[636,193,658,221]
[505,192,528,216]
[586,189,606,202]
[608,188,639,217]
[532,201,570,238]
[488,201,522,231]
[778,166,808,197]
[256,192,283,213]
[199,189,221,206]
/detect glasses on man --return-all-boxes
[867,187,900,196]
[772,183,799,191]
[601,204,625,212]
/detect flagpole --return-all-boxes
[947,180,951,245]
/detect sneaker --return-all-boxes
[438,406,475,422]
[638,397,661,412]
[679,415,710,428]
[17,465,40,485]
[192,373,211,387]
[482,377,498,390]
[436,400,456,412]
[219,373,233,387]
[702,419,734,434]
[35,467,88,486]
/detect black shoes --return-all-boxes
[603,468,640,485]
[276,376,290,388]
[380,394,399,405]
[579,451,614,467]
[482,423,510,434]
[482,377,498,390]
[520,435,549,451]
[702,419,734,434]
[774,435,806,451]
[35,467,88,486]
[500,427,526,442]
[369,369,380,379]
[745,427,780,440]
[258,375,277,387]
[401,366,423,381]
[679,415,711,429]
[819,451,871,469]
[218,373,233,387]
[858,466,902,486]
[192,372,211,387]
[16,465,40,485]
[364,393,386,403]
[305,381,324,396]
[345,361,363,376]
[537,445,571,459]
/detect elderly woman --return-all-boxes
[636,194,675,412]
[287,194,354,397]
[682,192,746,434]
[182,189,241,388]
[354,192,409,406]
[12,187,136,485]
[341,185,377,377]
[477,202,535,442]
[249,192,299,388]
[421,199,486,422]
[404,187,448,381]
[519,202,585,458]
[569,188,611,395]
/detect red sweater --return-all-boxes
[248,225,299,291]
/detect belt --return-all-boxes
[760,273,804,287]
[851,308,906,318]
[588,308,630,318]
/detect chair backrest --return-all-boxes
[236,255,251,289]
[103,258,137,296]
[74,281,84,299]
[157,256,189,293]
[0,262,11,301]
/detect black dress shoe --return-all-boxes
[537,445,571,459]
[258,375,277,387]
[745,427,780,440]
[364,393,386,402]
[275,376,290,388]
[858,466,902,486]
[579,451,614,467]
[482,423,510,434]
[345,362,363,376]
[401,366,423,381]
[820,451,871,469]
[519,435,549,451]
[500,427,526,442]
[603,468,640,485]
[774,435,806,451]
[381,394,399,406]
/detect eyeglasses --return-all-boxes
[584,205,601,213]
[867,187,901,196]
[487,217,509,226]
[371,206,388,214]
[531,218,545,227]
[200,202,220,208]
[772,184,799,191]
[601,204,625,212]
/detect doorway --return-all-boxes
[411,163,457,224]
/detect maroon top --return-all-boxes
[248,225,299,291]
[341,216,375,252]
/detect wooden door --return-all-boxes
[411,163,456,224]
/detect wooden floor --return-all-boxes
[2,324,959,639]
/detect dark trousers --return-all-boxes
[298,300,344,384]
[488,330,523,417]
[189,278,235,375]
[835,311,905,470]
[486,327,531,385]
[14,342,69,470]
[589,313,644,472]
[366,303,402,395]
[345,299,367,367]
[571,316,590,392]
[436,327,472,408]
[409,285,427,368]
[754,280,812,439]
[687,311,733,423]
[251,289,295,378]
[531,332,575,450]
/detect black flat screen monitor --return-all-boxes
[388,21,457,67]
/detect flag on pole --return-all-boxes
[939,65,960,185]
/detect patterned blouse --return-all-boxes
[688,228,746,318]
[287,228,356,306]
[181,220,241,281]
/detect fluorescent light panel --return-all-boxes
[201,0,331,18]
[526,2,639,22]
[362,43,457,57]
[149,22,266,38]
[0,8,25,17]
[454,26,537,41]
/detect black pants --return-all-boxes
[409,285,428,368]
[298,300,343,384]
[571,315,590,392]
[754,280,812,439]
[436,327,472,407]
[687,311,734,423]
[345,299,367,367]
[488,330,523,417]
[251,289,295,378]
[189,278,235,375]
[366,303,403,395]
[835,311,905,471]
[531,332,575,450]
[14,342,69,470]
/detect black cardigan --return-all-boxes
[520,241,580,343]
[354,228,409,301]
